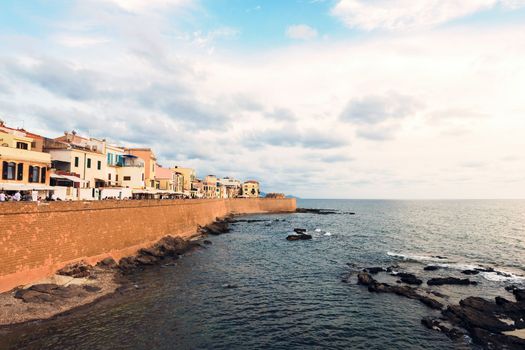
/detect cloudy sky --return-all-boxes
[1,0,525,199]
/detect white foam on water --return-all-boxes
[387,252,445,262]
[314,228,322,232]
[387,251,525,284]
[479,272,525,283]
[324,232,332,236]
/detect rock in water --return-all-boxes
[357,272,374,286]
[424,265,440,271]
[293,228,307,234]
[398,273,423,285]
[286,234,312,241]
[427,277,477,286]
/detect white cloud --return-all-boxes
[1,2,525,198]
[331,0,525,31]
[285,24,318,40]
[55,35,110,48]
[101,0,191,13]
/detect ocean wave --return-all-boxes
[387,252,525,284]
[386,252,447,262]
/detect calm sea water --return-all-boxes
[1,199,525,350]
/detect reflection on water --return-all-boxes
[1,199,524,349]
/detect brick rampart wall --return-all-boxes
[0,198,296,292]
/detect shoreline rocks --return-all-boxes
[350,263,525,349]
[356,271,443,310]
[296,208,339,215]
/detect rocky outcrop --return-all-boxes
[200,220,230,235]
[440,296,525,349]
[57,261,95,279]
[118,236,200,273]
[427,277,477,286]
[356,272,443,310]
[14,284,99,304]
[296,208,339,215]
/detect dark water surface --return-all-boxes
[1,199,525,349]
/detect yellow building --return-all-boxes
[0,127,51,191]
[126,148,157,189]
[242,180,260,198]
[171,166,196,196]
[155,164,174,191]
[203,175,218,199]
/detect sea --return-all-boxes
[1,199,524,349]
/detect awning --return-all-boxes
[0,183,55,191]
[50,174,85,183]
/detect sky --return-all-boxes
[1,0,525,199]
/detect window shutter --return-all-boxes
[2,161,8,180]
[17,163,24,181]
[41,167,47,183]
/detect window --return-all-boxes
[116,174,119,182]
[40,167,46,183]
[74,157,79,167]
[2,162,16,180]
[97,160,101,170]
[16,142,28,150]
[142,173,144,181]
[107,153,111,165]
[17,163,24,181]
[108,173,112,181]
[28,166,39,183]
[123,176,131,181]
[87,158,91,168]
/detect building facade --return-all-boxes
[45,132,107,189]
[203,175,217,199]
[242,180,260,198]
[218,177,242,198]
[126,148,157,189]
[0,128,51,191]
[171,166,196,196]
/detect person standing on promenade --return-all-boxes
[0,192,5,202]
[13,191,21,201]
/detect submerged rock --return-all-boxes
[427,277,477,286]
[286,234,312,241]
[296,208,339,215]
[424,265,440,271]
[421,317,465,340]
[396,273,423,285]
[461,269,480,275]
[364,267,385,274]
[356,272,443,310]
[293,228,307,234]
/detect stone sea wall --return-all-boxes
[0,198,296,292]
